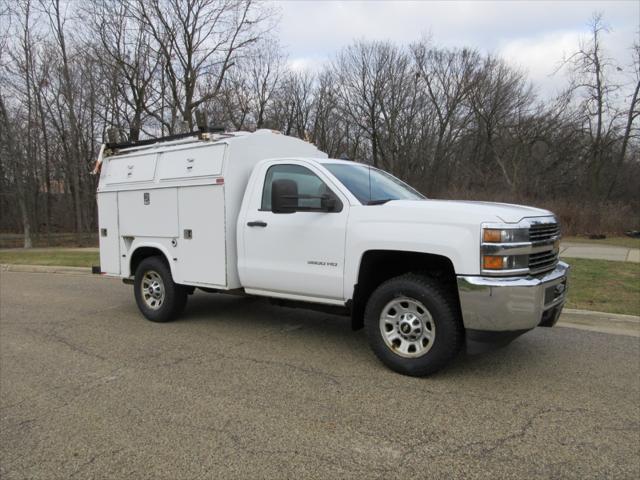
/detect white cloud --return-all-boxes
[273,0,639,97]
[287,57,315,72]
[499,26,637,97]
[279,1,635,50]
[498,31,583,96]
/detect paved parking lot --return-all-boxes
[1,271,639,479]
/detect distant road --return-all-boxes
[1,272,639,479]
[561,242,640,262]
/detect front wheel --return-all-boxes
[364,273,463,377]
[134,256,188,322]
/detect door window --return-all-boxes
[261,164,339,211]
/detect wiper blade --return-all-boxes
[367,198,394,205]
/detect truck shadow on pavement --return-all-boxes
[175,291,551,380]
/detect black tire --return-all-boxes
[364,273,463,377]
[134,256,188,322]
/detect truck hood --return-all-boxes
[378,199,553,224]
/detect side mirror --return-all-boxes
[272,178,298,214]
[321,194,337,212]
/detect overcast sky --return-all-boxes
[273,0,639,97]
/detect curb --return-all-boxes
[562,308,640,322]
[1,264,92,275]
[558,309,639,337]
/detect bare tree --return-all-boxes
[41,0,84,239]
[560,13,620,198]
[468,55,535,194]
[0,93,32,247]
[607,40,640,198]
[0,6,638,239]
[309,69,354,158]
[84,0,160,142]
[412,42,480,191]
[332,41,391,169]
[134,0,271,132]
[218,38,286,130]
[3,0,39,247]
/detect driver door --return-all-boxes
[241,163,348,301]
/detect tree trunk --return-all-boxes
[0,95,33,248]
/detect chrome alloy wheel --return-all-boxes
[379,297,436,358]
[141,270,165,310]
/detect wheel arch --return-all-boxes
[129,244,175,278]
[350,250,460,331]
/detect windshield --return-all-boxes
[324,163,425,205]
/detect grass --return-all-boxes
[564,257,640,316]
[563,236,640,249]
[0,249,99,268]
[0,233,98,249]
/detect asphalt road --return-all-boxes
[1,272,639,479]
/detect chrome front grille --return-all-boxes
[528,221,560,274]
[529,250,559,274]
[529,223,560,242]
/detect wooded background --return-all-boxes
[1,0,638,247]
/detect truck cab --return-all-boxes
[96,130,569,376]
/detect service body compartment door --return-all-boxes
[176,185,227,286]
[104,153,157,185]
[118,189,179,237]
[97,192,120,274]
[158,144,225,181]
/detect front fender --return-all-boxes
[344,220,479,300]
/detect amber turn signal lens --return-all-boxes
[483,229,502,243]
[483,255,504,270]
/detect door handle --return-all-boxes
[247,221,268,227]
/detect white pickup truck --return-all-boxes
[95,129,569,376]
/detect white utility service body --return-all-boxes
[96,130,569,376]
[97,130,326,289]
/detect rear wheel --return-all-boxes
[134,256,187,322]
[364,273,463,376]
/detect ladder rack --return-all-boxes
[106,127,231,150]
[106,131,239,158]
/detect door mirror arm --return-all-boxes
[320,194,337,212]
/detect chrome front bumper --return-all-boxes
[457,261,569,332]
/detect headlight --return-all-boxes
[482,228,528,243]
[481,227,530,274]
[482,254,529,271]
